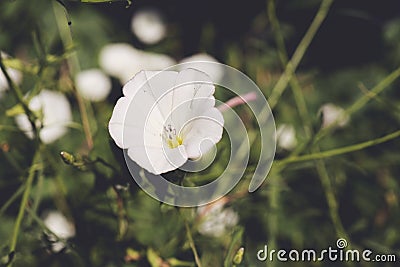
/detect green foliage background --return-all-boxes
[1,0,400,266]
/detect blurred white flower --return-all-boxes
[178,53,224,83]
[43,211,75,252]
[109,69,224,175]
[131,9,166,45]
[99,43,176,84]
[15,90,72,144]
[197,198,239,237]
[320,103,350,129]
[0,67,22,97]
[276,124,297,150]
[75,68,112,102]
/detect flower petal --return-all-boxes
[142,71,179,120]
[127,145,187,175]
[109,95,164,149]
[122,71,178,120]
[170,68,215,129]
[183,107,224,159]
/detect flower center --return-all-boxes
[163,124,183,149]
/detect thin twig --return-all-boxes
[268,0,334,109]
[276,129,400,166]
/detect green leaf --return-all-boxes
[5,104,24,117]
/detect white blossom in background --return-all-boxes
[178,53,224,83]
[43,211,76,252]
[109,69,224,175]
[99,43,176,84]
[197,198,239,237]
[320,103,350,129]
[0,52,23,96]
[276,124,297,150]
[0,67,22,98]
[15,90,72,144]
[99,43,137,80]
[131,9,166,45]
[75,68,112,102]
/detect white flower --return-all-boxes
[0,67,22,97]
[109,68,224,175]
[75,68,112,102]
[99,43,176,84]
[131,9,166,45]
[15,90,72,144]
[0,52,23,97]
[43,211,75,252]
[197,198,239,237]
[320,103,350,129]
[178,53,224,83]
[276,124,297,150]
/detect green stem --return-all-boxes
[268,1,349,244]
[53,1,94,150]
[183,219,202,267]
[277,129,400,166]
[9,151,41,265]
[267,174,280,267]
[43,149,72,221]
[0,55,39,140]
[94,157,119,173]
[268,0,312,136]
[0,184,26,216]
[28,169,44,225]
[314,157,349,239]
[0,56,26,107]
[268,0,334,109]
[314,66,400,143]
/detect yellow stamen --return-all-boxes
[167,135,183,149]
[163,124,183,149]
